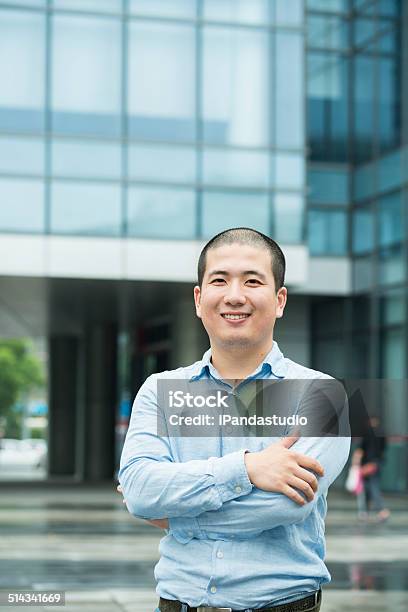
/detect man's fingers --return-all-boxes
[288,476,314,502]
[294,467,319,492]
[279,435,299,449]
[293,453,324,476]
[282,484,306,506]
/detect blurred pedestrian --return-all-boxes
[352,416,390,522]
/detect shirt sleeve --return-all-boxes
[118,374,253,520]
[169,435,351,542]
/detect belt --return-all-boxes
[159,589,321,612]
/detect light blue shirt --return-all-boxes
[119,342,350,610]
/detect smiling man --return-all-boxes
[119,228,350,612]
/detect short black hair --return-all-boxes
[197,228,285,291]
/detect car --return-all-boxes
[0,438,47,471]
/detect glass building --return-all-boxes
[0,0,406,490]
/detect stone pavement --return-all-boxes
[0,485,407,611]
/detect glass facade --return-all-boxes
[0,0,306,242]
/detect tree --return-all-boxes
[0,339,45,439]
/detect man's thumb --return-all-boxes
[279,435,299,448]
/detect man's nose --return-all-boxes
[224,282,246,305]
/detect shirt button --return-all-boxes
[210,586,217,594]
[235,486,242,494]
[216,551,223,559]
[188,531,193,537]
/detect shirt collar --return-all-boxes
[189,341,287,381]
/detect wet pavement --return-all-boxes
[0,485,407,611]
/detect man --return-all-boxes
[119,228,350,612]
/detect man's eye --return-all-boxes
[212,278,226,283]
[246,279,261,285]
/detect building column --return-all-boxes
[83,324,118,482]
[170,295,208,369]
[48,336,78,477]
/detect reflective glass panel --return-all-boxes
[353,161,375,201]
[0,10,45,132]
[202,191,269,238]
[307,52,349,162]
[53,0,122,11]
[354,18,375,47]
[308,168,349,204]
[203,149,269,188]
[352,206,374,254]
[275,0,303,26]
[129,144,196,183]
[52,15,121,136]
[51,182,122,235]
[275,193,304,244]
[203,27,269,147]
[307,0,348,12]
[308,209,346,254]
[275,154,305,189]
[276,32,304,149]
[379,246,404,286]
[381,328,405,379]
[128,22,195,142]
[380,290,405,326]
[0,178,44,232]
[353,55,374,162]
[52,140,121,179]
[378,150,402,194]
[353,256,374,292]
[0,137,44,174]
[127,187,195,238]
[307,15,349,50]
[379,192,403,247]
[129,0,197,18]
[204,0,270,24]
[379,57,400,153]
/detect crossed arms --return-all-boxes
[118,374,351,541]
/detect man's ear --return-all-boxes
[193,285,202,319]
[275,286,287,319]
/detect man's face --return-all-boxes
[194,243,287,351]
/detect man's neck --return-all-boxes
[210,340,274,382]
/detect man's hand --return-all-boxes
[244,436,324,505]
[116,485,168,529]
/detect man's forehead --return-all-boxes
[205,243,273,274]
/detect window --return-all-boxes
[275,154,305,189]
[202,27,269,147]
[308,168,349,204]
[274,194,304,244]
[276,32,304,149]
[128,144,196,183]
[379,192,402,247]
[127,187,196,239]
[128,22,195,142]
[202,191,269,238]
[203,0,270,24]
[0,10,45,132]
[52,15,121,136]
[308,209,347,255]
[0,178,44,232]
[352,206,374,254]
[129,0,197,18]
[203,149,269,188]
[0,137,44,175]
[52,139,121,179]
[51,181,122,235]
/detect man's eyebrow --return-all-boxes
[207,270,267,281]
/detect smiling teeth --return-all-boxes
[223,314,249,320]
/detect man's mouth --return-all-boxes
[221,313,251,320]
